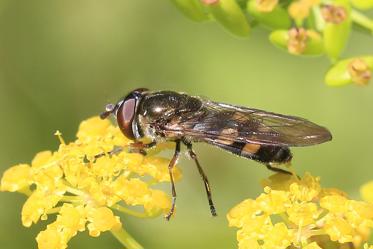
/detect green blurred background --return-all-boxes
[0,1,372,249]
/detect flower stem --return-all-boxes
[112,204,161,218]
[46,207,61,214]
[111,227,143,249]
[351,9,373,33]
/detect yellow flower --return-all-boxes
[286,202,320,226]
[361,181,373,203]
[263,222,294,249]
[1,116,180,249]
[87,206,122,237]
[36,224,68,249]
[256,188,290,214]
[0,164,31,192]
[227,172,373,249]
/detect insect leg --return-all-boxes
[184,141,217,217]
[265,163,292,175]
[93,146,123,160]
[165,140,181,220]
[93,141,156,161]
[128,141,157,155]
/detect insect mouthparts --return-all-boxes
[100,103,116,119]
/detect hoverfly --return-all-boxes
[100,88,332,220]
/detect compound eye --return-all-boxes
[117,98,137,140]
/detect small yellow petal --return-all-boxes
[131,157,182,182]
[87,207,122,237]
[256,189,290,214]
[320,195,348,213]
[227,199,260,228]
[36,225,67,249]
[56,204,87,236]
[31,151,53,169]
[22,189,64,227]
[324,215,354,243]
[1,164,31,192]
[286,202,320,226]
[144,189,172,215]
[361,181,373,203]
[76,116,112,139]
[263,223,293,249]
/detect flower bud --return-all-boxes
[269,28,323,56]
[247,0,291,30]
[322,1,352,62]
[170,0,209,22]
[324,56,373,86]
[202,0,250,37]
[347,59,372,85]
[321,5,347,24]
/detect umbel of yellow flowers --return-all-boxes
[227,173,373,249]
[1,116,181,249]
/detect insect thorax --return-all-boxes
[135,91,203,142]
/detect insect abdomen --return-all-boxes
[206,139,292,164]
[245,144,293,164]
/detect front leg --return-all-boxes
[93,145,124,160]
[93,141,156,160]
[165,140,181,220]
[128,141,157,155]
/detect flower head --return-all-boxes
[227,172,373,249]
[1,116,180,249]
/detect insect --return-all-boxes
[100,88,332,220]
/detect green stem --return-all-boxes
[112,204,161,219]
[61,195,82,202]
[111,227,143,249]
[351,9,373,33]
[46,207,61,214]
[312,6,325,32]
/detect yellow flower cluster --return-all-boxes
[1,116,180,249]
[227,173,373,249]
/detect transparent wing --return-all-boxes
[163,100,332,147]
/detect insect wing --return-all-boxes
[163,100,332,147]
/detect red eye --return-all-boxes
[117,98,136,140]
